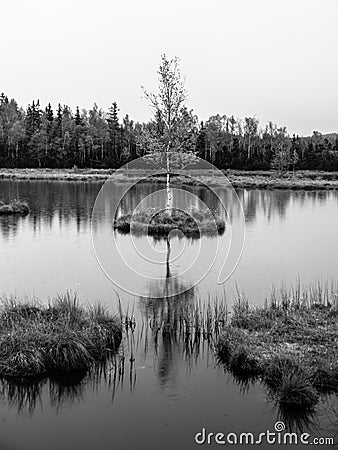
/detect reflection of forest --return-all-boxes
[117,183,338,226]
[1,179,337,240]
[0,180,103,239]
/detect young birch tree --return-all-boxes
[142,55,187,210]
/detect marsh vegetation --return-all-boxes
[217,282,338,412]
[0,283,337,436]
[0,293,122,378]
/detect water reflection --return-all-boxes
[2,180,338,241]
[1,180,338,446]
[222,370,337,436]
[0,286,337,442]
[0,180,102,239]
[0,362,122,415]
[140,279,196,388]
[274,402,317,433]
[0,215,23,240]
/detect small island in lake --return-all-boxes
[114,208,226,238]
[0,199,30,216]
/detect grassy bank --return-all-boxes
[114,208,226,237]
[226,170,338,190]
[0,294,122,378]
[0,199,29,215]
[2,168,338,190]
[217,284,338,409]
[0,168,113,181]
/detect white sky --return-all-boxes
[1,0,337,136]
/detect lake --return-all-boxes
[0,179,337,449]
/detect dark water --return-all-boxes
[0,180,337,449]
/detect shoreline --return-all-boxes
[1,168,338,190]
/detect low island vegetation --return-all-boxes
[114,208,225,238]
[0,199,29,215]
[0,294,122,378]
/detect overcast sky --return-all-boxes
[1,0,337,136]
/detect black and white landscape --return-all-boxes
[0,1,337,449]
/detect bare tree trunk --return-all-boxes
[166,143,171,212]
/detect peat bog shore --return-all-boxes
[2,168,338,190]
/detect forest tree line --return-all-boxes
[1,92,338,171]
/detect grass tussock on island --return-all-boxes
[216,283,338,410]
[0,199,29,215]
[114,208,226,238]
[0,293,122,378]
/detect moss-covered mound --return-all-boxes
[0,200,30,215]
[0,295,122,378]
[114,208,225,238]
[217,302,338,408]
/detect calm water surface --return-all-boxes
[0,180,337,450]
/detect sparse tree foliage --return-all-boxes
[141,55,196,210]
[142,54,188,152]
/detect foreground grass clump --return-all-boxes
[0,294,122,378]
[114,208,225,237]
[0,199,29,215]
[217,285,338,408]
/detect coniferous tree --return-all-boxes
[107,102,120,166]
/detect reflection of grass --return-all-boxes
[114,208,225,237]
[0,199,29,215]
[0,294,122,378]
[217,283,338,410]
[0,361,123,414]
